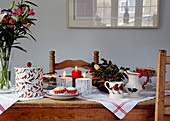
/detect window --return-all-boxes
[69,0,159,28]
[97,0,112,26]
[120,0,135,13]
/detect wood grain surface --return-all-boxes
[0,96,170,121]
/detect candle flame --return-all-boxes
[63,71,66,77]
[83,72,86,78]
[75,66,77,70]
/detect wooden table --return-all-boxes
[0,96,170,121]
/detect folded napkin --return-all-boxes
[0,93,43,115]
[78,88,170,119]
[0,94,18,115]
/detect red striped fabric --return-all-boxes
[0,104,5,112]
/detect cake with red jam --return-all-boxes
[66,87,77,94]
[53,86,66,94]
[144,67,156,74]
[136,67,144,73]
[136,67,156,74]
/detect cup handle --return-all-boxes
[104,81,111,91]
[139,71,149,89]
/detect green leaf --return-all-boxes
[24,1,38,7]
[23,6,26,10]
[101,58,107,64]
[15,36,29,39]
[27,20,36,25]
[27,18,37,21]
[13,42,21,45]
[24,11,28,18]
[12,46,27,52]
[10,1,15,9]
[19,4,30,8]
[1,9,12,13]
[27,33,36,41]
[108,61,113,66]
[19,25,32,34]
[125,68,130,70]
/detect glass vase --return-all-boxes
[0,49,13,93]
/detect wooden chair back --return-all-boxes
[155,50,170,121]
[49,51,99,73]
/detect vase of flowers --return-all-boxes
[0,0,37,92]
[88,58,129,93]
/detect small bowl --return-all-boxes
[66,87,77,94]
[53,86,66,94]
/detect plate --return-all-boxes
[47,90,81,97]
[45,93,81,100]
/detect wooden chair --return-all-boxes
[49,51,99,74]
[155,50,170,121]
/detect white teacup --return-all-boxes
[104,81,124,98]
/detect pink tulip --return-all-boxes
[27,8,35,16]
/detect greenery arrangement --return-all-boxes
[88,58,130,82]
[0,0,37,89]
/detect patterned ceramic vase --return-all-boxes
[15,67,43,98]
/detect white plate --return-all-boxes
[45,93,80,100]
[47,90,81,97]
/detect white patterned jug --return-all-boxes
[104,81,124,98]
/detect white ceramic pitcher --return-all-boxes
[124,70,147,97]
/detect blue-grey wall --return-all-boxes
[1,0,170,86]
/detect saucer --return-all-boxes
[44,94,80,100]
[45,90,81,100]
[47,90,81,97]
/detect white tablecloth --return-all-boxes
[78,88,170,119]
[0,93,43,115]
[0,88,170,119]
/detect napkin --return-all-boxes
[78,88,170,119]
[0,94,18,115]
[0,93,43,115]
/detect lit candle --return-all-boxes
[72,66,82,78]
[83,72,86,78]
[75,72,92,96]
[56,71,73,87]
[63,71,66,77]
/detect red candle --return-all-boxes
[72,66,82,78]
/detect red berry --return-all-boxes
[27,62,32,67]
